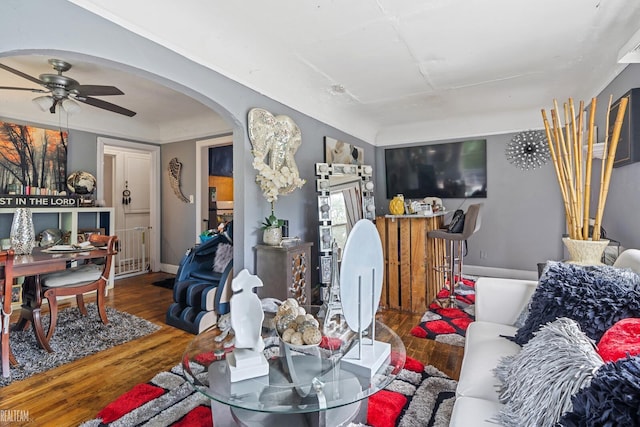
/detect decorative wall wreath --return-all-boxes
[505,130,551,170]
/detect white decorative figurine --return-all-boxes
[226,269,269,382]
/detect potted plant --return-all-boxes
[261,208,285,246]
[541,96,628,264]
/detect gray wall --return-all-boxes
[161,139,198,265]
[67,130,100,176]
[592,64,640,250]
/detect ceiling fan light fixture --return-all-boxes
[33,95,53,112]
[61,98,81,115]
[3,58,135,117]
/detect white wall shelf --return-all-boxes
[0,207,114,245]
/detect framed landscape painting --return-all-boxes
[324,137,364,165]
[0,121,68,195]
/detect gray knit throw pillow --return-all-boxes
[494,317,604,427]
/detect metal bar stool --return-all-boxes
[427,203,482,307]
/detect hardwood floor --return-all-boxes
[1,272,463,426]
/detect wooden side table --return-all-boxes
[255,242,313,305]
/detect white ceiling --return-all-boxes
[3,0,640,146]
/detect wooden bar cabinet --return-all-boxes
[376,215,446,313]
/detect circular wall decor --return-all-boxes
[505,130,550,170]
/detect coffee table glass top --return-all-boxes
[182,307,406,415]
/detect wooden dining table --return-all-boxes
[12,246,110,353]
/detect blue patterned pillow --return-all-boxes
[511,261,640,345]
[560,355,640,426]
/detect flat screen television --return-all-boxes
[385,139,487,199]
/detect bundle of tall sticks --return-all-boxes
[541,96,628,241]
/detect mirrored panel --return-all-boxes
[316,162,375,284]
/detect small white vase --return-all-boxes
[263,227,282,246]
[10,208,36,255]
[562,237,610,266]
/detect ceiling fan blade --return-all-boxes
[0,63,44,86]
[73,85,124,97]
[0,86,48,93]
[75,96,136,117]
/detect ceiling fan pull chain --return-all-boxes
[122,181,132,205]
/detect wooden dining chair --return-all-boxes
[1,249,16,378]
[40,234,118,345]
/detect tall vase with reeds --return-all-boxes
[541,95,628,265]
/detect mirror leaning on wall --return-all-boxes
[315,162,375,286]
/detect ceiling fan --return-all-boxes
[0,58,136,117]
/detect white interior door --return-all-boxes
[121,151,151,227]
[97,137,160,272]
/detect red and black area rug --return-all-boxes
[80,355,457,427]
[410,277,476,347]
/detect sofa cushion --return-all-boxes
[560,355,640,426]
[456,321,520,401]
[474,278,538,325]
[449,397,504,427]
[596,318,640,363]
[511,261,640,346]
[494,317,604,427]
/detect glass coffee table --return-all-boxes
[182,309,405,427]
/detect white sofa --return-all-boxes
[449,249,640,426]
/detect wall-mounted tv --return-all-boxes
[385,139,487,199]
